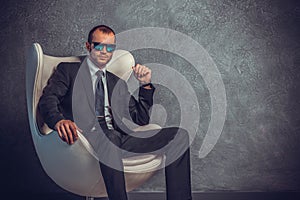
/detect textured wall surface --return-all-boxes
[0,0,299,196]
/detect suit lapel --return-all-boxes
[77,58,95,113]
[106,72,113,105]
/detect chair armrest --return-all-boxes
[132,124,162,132]
[77,130,100,161]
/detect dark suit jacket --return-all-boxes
[38,57,155,136]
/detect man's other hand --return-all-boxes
[132,64,151,85]
[55,120,81,145]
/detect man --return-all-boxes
[38,25,192,200]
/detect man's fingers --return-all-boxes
[142,71,150,79]
[139,67,145,76]
[55,120,80,144]
[137,65,144,76]
[57,128,63,139]
[64,123,74,144]
[132,64,138,74]
[57,126,67,142]
[141,68,150,76]
[136,65,141,75]
[70,123,78,140]
[134,64,149,77]
[60,125,70,144]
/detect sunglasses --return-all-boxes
[91,42,116,53]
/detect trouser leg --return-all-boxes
[99,162,128,200]
[97,129,128,200]
[164,128,192,200]
[121,127,192,200]
[165,147,192,200]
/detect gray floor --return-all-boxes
[5,192,300,200]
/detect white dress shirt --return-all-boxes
[87,58,113,129]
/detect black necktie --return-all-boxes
[95,70,104,118]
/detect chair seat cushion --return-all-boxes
[123,154,157,166]
[123,154,164,173]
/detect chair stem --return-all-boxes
[86,197,94,200]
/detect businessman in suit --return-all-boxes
[38,25,192,200]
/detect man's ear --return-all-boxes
[85,42,91,52]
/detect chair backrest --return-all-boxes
[32,43,135,135]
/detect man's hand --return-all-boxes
[55,120,81,145]
[132,64,151,85]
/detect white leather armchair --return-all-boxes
[26,43,164,198]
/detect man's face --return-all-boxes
[86,30,116,69]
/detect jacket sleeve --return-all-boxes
[128,84,155,126]
[38,63,71,129]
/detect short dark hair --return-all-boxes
[88,25,115,43]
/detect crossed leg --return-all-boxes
[98,127,192,200]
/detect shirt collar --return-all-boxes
[87,57,106,77]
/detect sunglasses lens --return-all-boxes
[94,44,104,51]
[106,44,116,52]
[93,42,116,52]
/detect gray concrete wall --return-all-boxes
[0,0,299,195]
